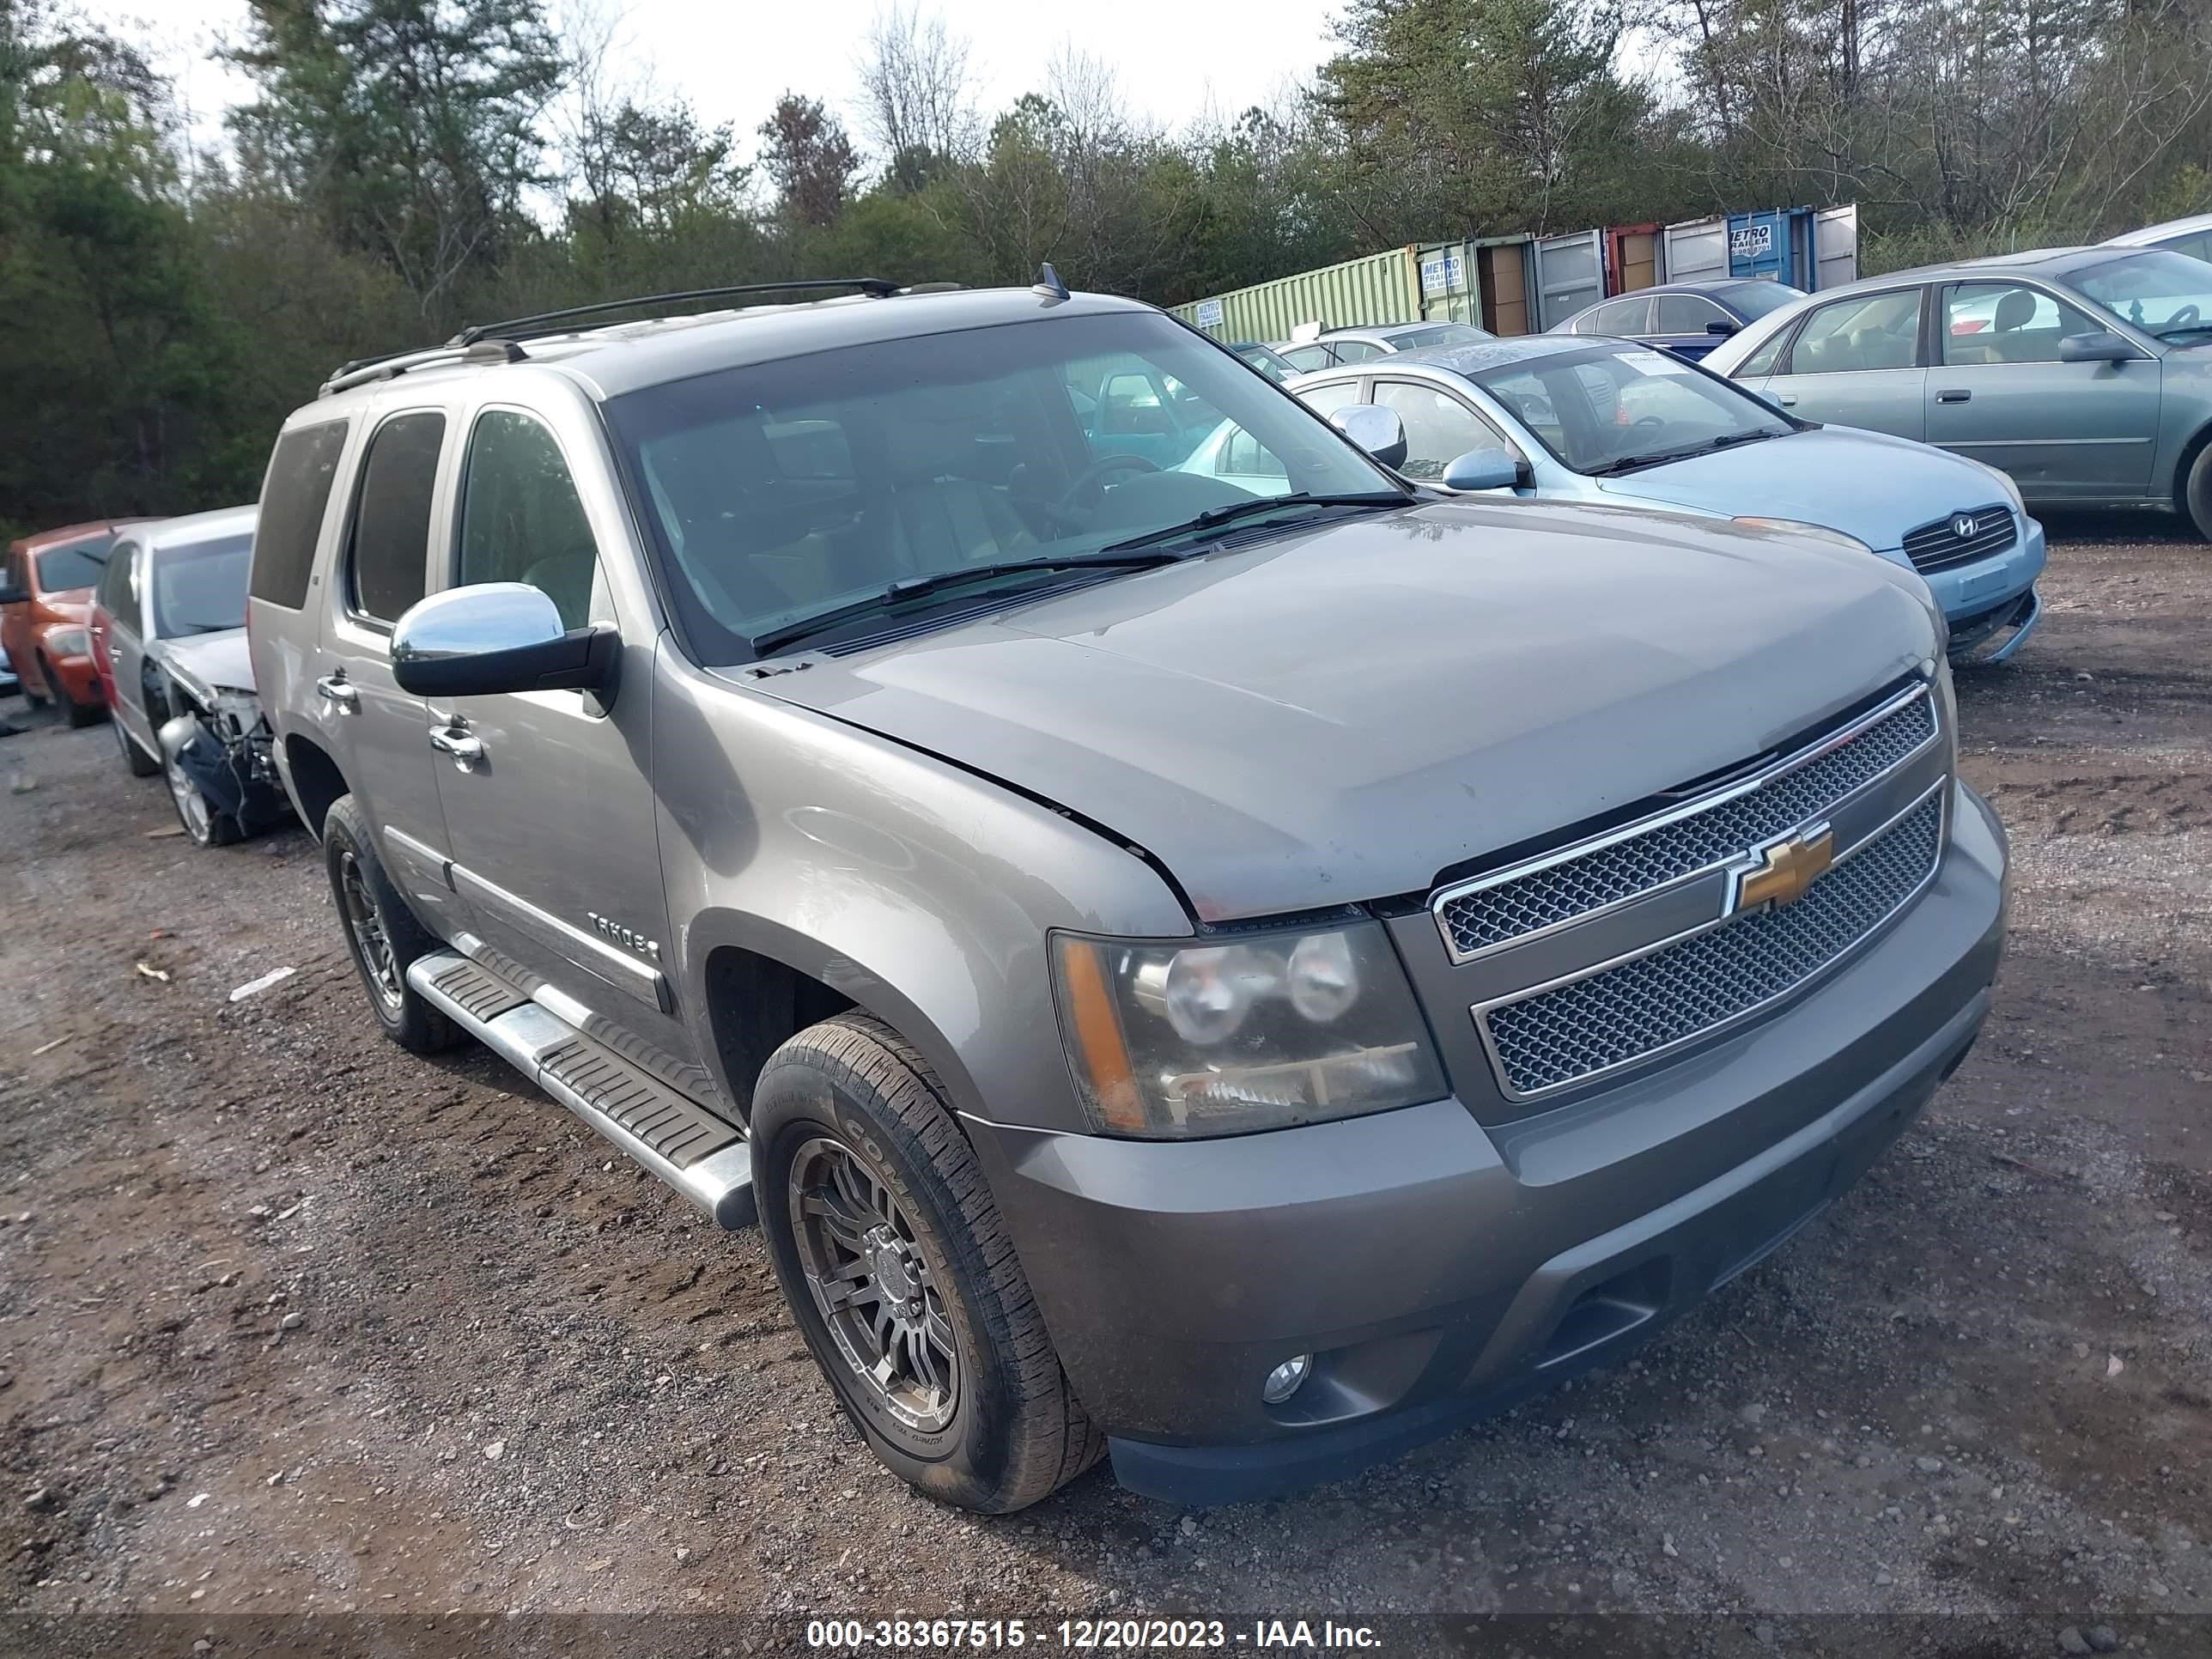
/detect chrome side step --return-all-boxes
[406,950,757,1229]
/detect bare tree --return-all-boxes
[855,2,976,189]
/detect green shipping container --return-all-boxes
[1170,246,1425,343]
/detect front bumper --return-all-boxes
[966,782,2008,1505]
[1919,516,2045,662]
[43,647,104,706]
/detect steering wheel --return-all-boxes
[1632,414,1666,428]
[1053,453,1160,522]
[2169,302,2201,330]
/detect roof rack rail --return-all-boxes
[319,339,525,398]
[449,277,903,348]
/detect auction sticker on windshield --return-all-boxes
[1619,349,1692,374]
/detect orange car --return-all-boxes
[2,520,153,726]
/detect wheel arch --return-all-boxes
[690,910,999,1132]
[2172,422,2212,520]
[282,732,349,841]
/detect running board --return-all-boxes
[407,951,757,1229]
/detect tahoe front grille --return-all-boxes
[1902,505,2014,573]
[1479,789,1944,1098]
[1434,687,1937,962]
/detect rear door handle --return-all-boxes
[315,674,359,714]
[1936,389,1972,404]
[427,722,484,770]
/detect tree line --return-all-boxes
[4,0,2209,535]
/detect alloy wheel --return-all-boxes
[788,1136,960,1433]
[164,753,213,842]
[337,848,403,1014]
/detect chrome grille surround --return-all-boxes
[1432,682,1938,964]
[1477,784,1947,1100]
[1901,505,2014,573]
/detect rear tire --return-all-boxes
[2182,440,2212,539]
[45,657,98,728]
[115,716,160,777]
[752,1013,1103,1514]
[323,793,460,1054]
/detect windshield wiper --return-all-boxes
[1097,491,1408,555]
[750,551,1187,656]
[1585,428,1780,477]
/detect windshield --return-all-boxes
[33,535,111,592]
[1726,282,1806,319]
[1386,323,1491,349]
[606,311,1400,660]
[1470,343,1794,475]
[152,532,252,636]
[2063,250,2212,338]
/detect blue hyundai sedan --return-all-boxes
[1185,335,2044,662]
[1551,279,1808,361]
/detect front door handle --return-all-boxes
[1936,389,1972,404]
[316,674,359,714]
[427,723,485,770]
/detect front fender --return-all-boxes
[653,645,1192,1134]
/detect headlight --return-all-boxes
[1730,518,1875,558]
[45,628,88,659]
[1051,921,1446,1138]
[1961,456,2026,515]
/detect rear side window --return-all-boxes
[1735,329,1790,378]
[100,542,143,633]
[345,411,447,624]
[251,421,349,609]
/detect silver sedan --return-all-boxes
[1703,246,2212,535]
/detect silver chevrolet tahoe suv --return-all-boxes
[247,276,2008,1513]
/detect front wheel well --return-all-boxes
[702,945,855,1121]
[2173,425,2212,514]
[283,733,348,840]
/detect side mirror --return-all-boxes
[392,583,616,699]
[1327,404,1409,470]
[2058,331,2137,364]
[1705,318,1740,336]
[1440,447,1524,492]
[0,584,27,606]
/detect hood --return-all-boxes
[738,499,1940,922]
[153,628,255,696]
[1597,427,2005,553]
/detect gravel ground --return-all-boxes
[1,517,2207,1658]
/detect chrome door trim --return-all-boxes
[380,823,452,891]
[447,860,672,1014]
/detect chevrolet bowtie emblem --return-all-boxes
[1733,826,1835,913]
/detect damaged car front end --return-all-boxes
[152,630,289,846]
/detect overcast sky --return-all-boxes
[91,0,1348,171]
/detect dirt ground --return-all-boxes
[1,517,2207,1658]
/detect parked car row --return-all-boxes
[1182,334,2047,663]
[3,506,283,843]
[1702,242,2212,536]
[5,226,2187,1523]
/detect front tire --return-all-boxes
[752,1014,1103,1513]
[323,793,460,1054]
[163,738,242,846]
[44,658,98,727]
[2183,440,2212,539]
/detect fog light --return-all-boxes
[1261,1354,1312,1404]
